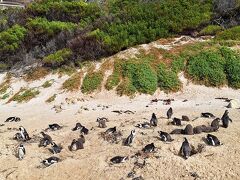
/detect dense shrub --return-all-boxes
[157,63,181,92]
[116,77,137,96]
[0,25,27,54]
[43,48,73,67]
[200,25,223,35]
[81,72,103,93]
[171,56,185,73]
[216,26,240,40]
[105,61,121,90]
[187,51,226,86]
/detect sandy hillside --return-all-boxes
[0,71,240,180]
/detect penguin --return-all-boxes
[5,117,21,122]
[221,110,232,128]
[17,144,25,160]
[78,135,85,144]
[167,107,173,119]
[49,124,62,131]
[135,122,151,129]
[69,138,84,151]
[211,118,220,131]
[142,143,156,153]
[182,115,190,121]
[110,156,128,164]
[183,124,194,135]
[158,131,174,142]
[96,117,107,128]
[206,134,221,146]
[19,126,30,141]
[150,113,158,127]
[39,132,52,147]
[14,132,24,141]
[42,156,60,167]
[50,142,62,154]
[171,117,181,126]
[202,126,215,133]
[193,125,203,134]
[170,129,184,134]
[105,126,116,134]
[72,123,82,131]
[124,130,136,146]
[201,112,215,118]
[72,123,89,135]
[179,137,191,159]
[80,126,89,135]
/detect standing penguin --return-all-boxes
[183,124,194,135]
[221,110,232,128]
[179,137,191,159]
[124,130,136,146]
[19,126,30,141]
[150,113,158,127]
[167,107,173,119]
[206,134,221,146]
[17,144,25,160]
[158,131,174,142]
[96,117,107,128]
[50,142,62,154]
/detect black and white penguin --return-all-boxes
[69,138,84,151]
[96,117,107,128]
[110,156,128,164]
[182,115,190,121]
[49,124,62,131]
[142,143,156,153]
[211,118,220,131]
[5,117,21,122]
[17,144,25,160]
[39,132,52,147]
[180,137,191,159]
[167,107,173,119]
[72,123,82,131]
[158,131,174,142]
[135,122,151,129]
[171,117,181,126]
[72,123,89,135]
[206,134,221,146]
[105,126,116,134]
[19,126,30,141]
[201,112,215,118]
[150,113,158,127]
[51,142,62,154]
[42,156,60,167]
[221,110,232,128]
[124,130,136,146]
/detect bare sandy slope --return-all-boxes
[0,73,240,180]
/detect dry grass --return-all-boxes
[0,74,11,95]
[46,94,57,103]
[24,67,50,82]
[7,88,40,103]
[62,72,82,91]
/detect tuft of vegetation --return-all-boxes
[24,67,49,81]
[42,79,54,88]
[0,74,11,95]
[157,63,181,92]
[187,51,226,86]
[105,61,121,90]
[10,88,40,103]
[116,77,137,97]
[216,26,240,40]
[171,56,185,73]
[62,72,82,91]
[43,48,73,67]
[46,94,57,103]
[81,71,103,93]
[200,25,223,35]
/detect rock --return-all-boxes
[227,99,239,109]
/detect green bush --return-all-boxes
[200,25,223,35]
[171,56,185,73]
[26,17,77,37]
[62,72,81,91]
[187,51,226,86]
[116,77,137,96]
[0,25,27,54]
[105,61,121,90]
[216,26,240,40]
[43,48,73,67]
[11,88,40,103]
[157,63,181,92]
[46,94,57,103]
[81,72,103,93]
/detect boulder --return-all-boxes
[227,99,240,109]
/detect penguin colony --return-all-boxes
[4,107,232,170]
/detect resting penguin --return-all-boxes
[42,156,60,167]
[167,107,173,119]
[150,113,158,127]
[206,134,221,146]
[110,156,128,164]
[48,124,62,131]
[182,115,190,121]
[69,139,84,151]
[135,122,151,129]
[124,130,136,146]
[158,131,174,142]
[19,126,30,141]
[142,143,156,153]
[221,110,232,128]
[5,117,21,122]
[39,132,52,147]
[179,137,191,159]
[201,112,215,118]
[211,118,220,131]
[96,117,107,128]
[50,142,62,154]
[183,124,194,135]
[171,117,181,126]
[193,125,204,134]
[17,144,25,160]
[170,129,184,134]
[105,126,116,134]
[72,123,89,134]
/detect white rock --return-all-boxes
[227,99,239,109]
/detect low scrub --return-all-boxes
[200,25,223,35]
[81,71,103,93]
[24,67,49,81]
[10,88,40,103]
[62,72,82,91]
[46,94,57,103]
[105,61,121,90]
[216,26,240,40]
[42,79,54,88]
[116,77,137,97]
